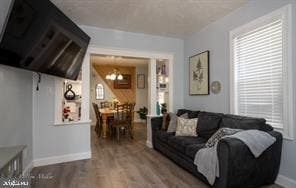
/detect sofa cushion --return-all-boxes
[221,114,273,132]
[188,111,200,119]
[177,109,192,116]
[155,131,175,143]
[185,143,206,160]
[167,136,207,153]
[197,112,223,139]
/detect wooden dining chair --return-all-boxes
[100,101,110,109]
[112,104,133,141]
[128,102,136,110]
[92,103,102,137]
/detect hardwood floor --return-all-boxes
[31,123,281,188]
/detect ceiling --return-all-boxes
[51,0,247,38]
[91,55,148,66]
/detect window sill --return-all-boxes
[53,120,92,126]
[274,127,294,141]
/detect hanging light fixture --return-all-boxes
[105,57,124,81]
[105,69,123,80]
[110,71,117,80]
[105,73,111,80]
[117,74,123,80]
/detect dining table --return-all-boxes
[99,108,134,138]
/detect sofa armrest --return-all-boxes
[215,131,283,188]
[151,117,163,133]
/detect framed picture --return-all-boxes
[114,74,131,89]
[189,51,209,95]
[137,74,145,89]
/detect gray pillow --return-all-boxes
[167,113,188,133]
[206,128,241,147]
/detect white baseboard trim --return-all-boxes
[276,174,296,188]
[146,140,153,148]
[33,152,91,167]
[23,161,33,175]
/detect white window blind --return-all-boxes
[233,19,284,129]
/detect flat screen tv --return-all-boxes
[0,0,90,80]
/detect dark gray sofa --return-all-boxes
[151,109,283,188]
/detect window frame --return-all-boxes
[229,4,293,140]
[95,84,104,100]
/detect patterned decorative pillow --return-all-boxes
[206,128,241,147]
[167,113,188,133]
[175,117,198,136]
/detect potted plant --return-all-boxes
[137,106,148,120]
[161,103,167,114]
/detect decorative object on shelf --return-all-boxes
[114,74,131,89]
[137,74,145,89]
[156,101,161,115]
[64,84,76,100]
[63,106,71,122]
[161,103,167,114]
[211,81,222,94]
[136,106,148,120]
[161,64,166,75]
[157,67,162,75]
[189,51,209,95]
[105,69,123,80]
[159,83,167,92]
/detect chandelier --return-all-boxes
[106,69,123,80]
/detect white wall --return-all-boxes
[135,64,148,122]
[0,0,33,170]
[32,75,91,162]
[81,25,184,112]
[184,0,296,184]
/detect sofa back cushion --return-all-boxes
[177,109,192,116]
[177,109,200,119]
[197,112,223,139]
[220,114,273,131]
[188,111,200,119]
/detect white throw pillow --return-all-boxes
[167,113,188,133]
[175,117,198,136]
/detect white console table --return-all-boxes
[0,145,26,177]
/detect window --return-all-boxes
[230,5,293,139]
[96,84,104,100]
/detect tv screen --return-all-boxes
[0,0,90,80]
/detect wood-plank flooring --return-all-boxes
[31,123,281,188]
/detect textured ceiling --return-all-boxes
[51,0,247,38]
[91,55,148,66]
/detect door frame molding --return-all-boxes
[86,45,174,115]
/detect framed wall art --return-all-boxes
[114,74,131,89]
[189,51,209,95]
